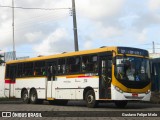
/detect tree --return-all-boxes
[0,54,5,65]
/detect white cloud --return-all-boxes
[137,29,148,42]
[77,0,125,20]
[84,41,92,50]
[97,26,122,39]
[148,0,160,11]
[0,0,71,53]
[0,20,12,47]
[1,0,160,57]
[24,31,44,43]
[33,28,73,55]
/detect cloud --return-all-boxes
[148,0,160,11]
[0,0,70,52]
[1,0,160,57]
[96,26,122,39]
[0,20,12,47]
[77,0,125,20]
[24,31,44,43]
[33,28,74,55]
[137,29,148,42]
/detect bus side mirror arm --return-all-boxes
[112,57,116,65]
[112,50,116,65]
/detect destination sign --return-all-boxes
[117,47,149,56]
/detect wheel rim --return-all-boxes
[87,95,94,104]
[23,93,28,101]
[31,93,36,102]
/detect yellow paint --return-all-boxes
[47,98,55,100]
[112,71,151,93]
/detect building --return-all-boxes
[0,66,5,97]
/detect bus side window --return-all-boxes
[81,56,88,72]
[34,61,45,76]
[17,63,24,78]
[58,59,65,74]
[66,57,80,74]
[24,62,33,77]
[5,65,10,78]
[82,55,98,72]
[92,56,98,72]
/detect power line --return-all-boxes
[0,5,71,11]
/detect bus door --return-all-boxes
[99,54,112,99]
[46,61,56,99]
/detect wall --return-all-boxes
[0,66,5,97]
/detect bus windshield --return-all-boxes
[115,56,150,81]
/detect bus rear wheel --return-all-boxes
[30,89,38,104]
[22,90,29,104]
[115,101,128,108]
[30,89,44,104]
[85,90,98,108]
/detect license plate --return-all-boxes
[132,93,138,97]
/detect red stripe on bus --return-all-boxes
[5,80,15,84]
[77,76,92,78]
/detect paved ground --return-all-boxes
[0,100,160,120]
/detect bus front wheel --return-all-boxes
[85,90,98,108]
[115,101,128,108]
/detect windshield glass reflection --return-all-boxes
[115,56,150,81]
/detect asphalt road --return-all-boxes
[0,100,160,120]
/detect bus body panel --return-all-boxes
[4,79,15,98]
[52,76,99,100]
[15,77,46,99]
[111,84,151,101]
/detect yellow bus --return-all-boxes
[4,46,151,108]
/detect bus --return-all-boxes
[4,46,151,108]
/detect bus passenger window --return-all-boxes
[58,59,65,74]
[34,61,45,76]
[82,55,98,72]
[66,57,80,73]
[82,61,86,72]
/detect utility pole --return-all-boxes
[72,0,79,51]
[153,41,155,53]
[12,0,16,60]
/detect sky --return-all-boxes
[0,0,160,58]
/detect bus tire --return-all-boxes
[85,90,98,108]
[22,90,30,104]
[115,101,128,108]
[30,89,38,104]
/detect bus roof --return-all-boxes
[6,46,117,64]
[6,46,149,64]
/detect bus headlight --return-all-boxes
[114,86,123,93]
[145,90,151,94]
